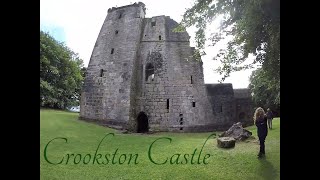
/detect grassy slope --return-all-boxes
[40,109,280,180]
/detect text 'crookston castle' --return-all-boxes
[80,2,253,132]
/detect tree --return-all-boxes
[176,0,280,83]
[40,30,84,109]
[249,68,280,115]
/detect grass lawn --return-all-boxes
[40,109,280,180]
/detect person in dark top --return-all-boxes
[253,107,268,158]
[266,108,274,129]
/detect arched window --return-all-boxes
[145,63,155,82]
[239,112,246,121]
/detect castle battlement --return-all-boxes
[108,2,146,14]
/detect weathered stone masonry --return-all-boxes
[80,2,253,132]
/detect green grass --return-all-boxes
[40,109,280,180]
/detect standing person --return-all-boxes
[253,107,268,158]
[266,108,274,129]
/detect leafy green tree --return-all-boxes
[177,0,280,83]
[249,68,280,115]
[177,0,280,114]
[40,30,84,109]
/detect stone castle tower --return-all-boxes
[80,2,253,132]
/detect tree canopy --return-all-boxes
[177,0,279,80]
[40,30,84,109]
[177,0,280,110]
[249,67,280,115]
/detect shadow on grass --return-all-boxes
[258,158,278,180]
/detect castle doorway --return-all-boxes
[137,112,149,133]
[239,112,245,121]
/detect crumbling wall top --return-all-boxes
[108,2,146,14]
[206,83,234,96]
[234,88,252,99]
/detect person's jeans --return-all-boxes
[267,119,272,129]
[259,136,266,154]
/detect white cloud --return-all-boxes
[40,0,256,88]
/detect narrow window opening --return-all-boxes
[159,35,161,40]
[179,114,183,130]
[145,63,155,82]
[115,30,118,34]
[111,48,114,54]
[100,69,104,77]
[220,105,223,112]
[151,21,156,27]
[192,102,196,107]
[119,13,122,19]
[167,99,169,110]
[191,76,193,84]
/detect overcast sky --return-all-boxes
[40,0,257,88]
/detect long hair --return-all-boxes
[253,107,265,124]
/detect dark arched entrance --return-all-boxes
[137,112,149,133]
[239,112,246,121]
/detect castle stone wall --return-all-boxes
[80,3,146,128]
[80,2,254,132]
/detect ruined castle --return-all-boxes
[80,2,253,132]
